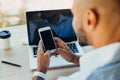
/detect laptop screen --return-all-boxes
[26,9,77,45]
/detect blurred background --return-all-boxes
[0,0,27,28]
[0,0,73,28]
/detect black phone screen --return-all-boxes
[40,30,56,51]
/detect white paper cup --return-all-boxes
[0,30,11,50]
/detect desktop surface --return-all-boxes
[0,25,80,80]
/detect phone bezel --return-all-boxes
[38,27,56,53]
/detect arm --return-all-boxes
[72,54,80,65]
[33,77,44,80]
[32,41,50,80]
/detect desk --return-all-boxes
[0,25,93,80]
[0,25,94,80]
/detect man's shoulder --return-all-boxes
[88,61,120,80]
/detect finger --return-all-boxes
[38,40,44,54]
[53,49,59,55]
[44,50,50,58]
[54,37,66,48]
[55,48,68,55]
[54,37,62,43]
[51,53,58,57]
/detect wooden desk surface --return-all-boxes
[0,25,80,80]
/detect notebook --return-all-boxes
[26,9,84,70]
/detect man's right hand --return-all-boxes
[54,37,80,65]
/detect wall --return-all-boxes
[26,0,73,11]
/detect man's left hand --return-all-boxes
[37,41,50,74]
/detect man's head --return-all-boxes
[71,0,120,48]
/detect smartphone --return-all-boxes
[38,27,56,53]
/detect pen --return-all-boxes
[1,60,22,67]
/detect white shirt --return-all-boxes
[57,42,120,80]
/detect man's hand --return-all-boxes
[37,41,50,74]
[54,37,80,65]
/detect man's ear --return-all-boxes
[83,9,97,33]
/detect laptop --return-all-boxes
[26,9,84,70]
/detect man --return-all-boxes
[33,0,120,80]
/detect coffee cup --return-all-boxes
[0,30,11,49]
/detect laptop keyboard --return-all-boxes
[33,43,79,57]
[67,43,79,53]
[33,47,38,57]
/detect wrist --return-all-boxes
[37,68,47,74]
[71,54,80,65]
[33,71,46,80]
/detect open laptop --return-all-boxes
[26,9,84,70]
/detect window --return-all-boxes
[0,0,27,28]
[0,0,73,28]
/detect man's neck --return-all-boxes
[93,32,120,48]
[91,25,120,48]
